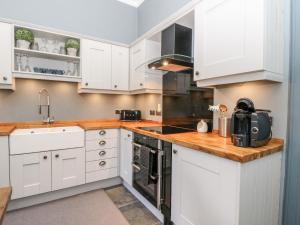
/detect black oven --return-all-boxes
[132,133,173,225]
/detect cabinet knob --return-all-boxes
[85,82,88,86]
[43,155,48,160]
[140,83,143,86]
[173,150,178,154]
[99,161,106,167]
[127,134,131,138]
[2,76,7,81]
[99,130,106,136]
[55,154,59,158]
[99,140,106,146]
[114,85,117,88]
[195,71,200,76]
[99,150,106,156]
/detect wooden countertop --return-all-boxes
[0,187,11,225]
[0,120,284,163]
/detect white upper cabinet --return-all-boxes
[111,45,129,91]
[0,22,13,86]
[81,39,112,90]
[130,39,162,91]
[194,0,284,86]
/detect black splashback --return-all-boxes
[162,72,214,130]
[161,24,192,57]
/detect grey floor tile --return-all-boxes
[105,185,163,225]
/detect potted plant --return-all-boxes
[65,38,79,56]
[15,28,34,49]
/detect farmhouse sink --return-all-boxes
[10,126,85,155]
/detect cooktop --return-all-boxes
[138,125,195,134]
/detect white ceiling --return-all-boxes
[116,0,145,7]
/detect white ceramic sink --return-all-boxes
[10,126,85,155]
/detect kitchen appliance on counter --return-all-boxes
[120,110,141,121]
[132,133,173,225]
[231,98,272,147]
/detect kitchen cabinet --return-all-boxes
[52,148,85,191]
[0,137,10,187]
[194,0,284,87]
[112,45,129,91]
[130,39,162,91]
[120,129,133,185]
[10,152,52,199]
[85,129,119,184]
[0,22,13,87]
[81,39,112,90]
[172,144,282,225]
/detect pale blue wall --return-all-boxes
[137,0,192,36]
[0,0,138,44]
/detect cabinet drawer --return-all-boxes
[86,168,118,183]
[86,138,118,151]
[86,148,118,162]
[86,129,119,140]
[86,158,118,172]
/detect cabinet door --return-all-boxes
[0,22,12,85]
[171,145,239,225]
[130,41,146,90]
[120,129,133,185]
[10,152,51,199]
[194,0,263,81]
[112,45,129,91]
[0,137,9,187]
[52,148,85,191]
[81,39,112,90]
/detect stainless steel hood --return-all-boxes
[146,23,193,73]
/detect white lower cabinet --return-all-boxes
[85,129,119,183]
[0,136,10,187]
[10,152,52,199]
[10,148,85,199]
[171,144,282,225]
[52,148,85,191]
[120,129,133,185]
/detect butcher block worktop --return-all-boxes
[0,120,284,163]
[0,187,11,225]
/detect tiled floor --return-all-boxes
[105,185,163,225]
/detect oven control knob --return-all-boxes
[252,127,259,134]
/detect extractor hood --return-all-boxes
[148,23,193,72]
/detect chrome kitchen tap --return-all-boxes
[38,88,54,124]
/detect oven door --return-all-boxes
[132,143,159,207]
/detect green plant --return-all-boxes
[15,28,34,43]
[65,38,80,49]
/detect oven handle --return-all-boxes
[132,163,141,172]
[132,142,142,148]
[157,149,164,209]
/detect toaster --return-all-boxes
[120,110,141,121]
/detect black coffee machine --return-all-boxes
[231,98,272,148]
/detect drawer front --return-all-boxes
[86,138,118,151]
[86,148,118,162]
[86,129,119,140]
[86,158,118,173]
[86,168,118,183]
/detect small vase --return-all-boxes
[67,48,77,56]
[17,40,31,49]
